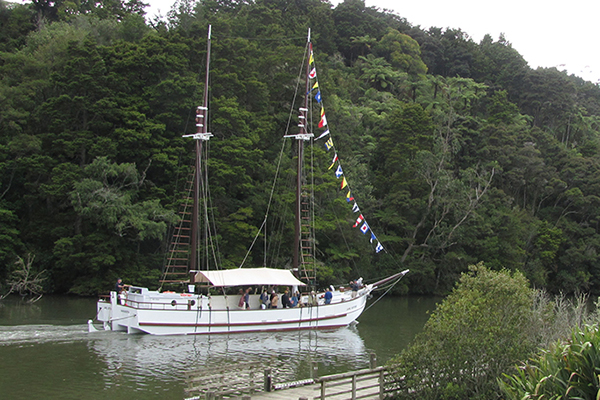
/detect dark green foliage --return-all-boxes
[332,0,410,62]
[417,28,478,78]
[0,205,22,280]
[0,1,36,52]
[2,0,600,296]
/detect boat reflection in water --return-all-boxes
[88,325,370,386]
[1,295,438,400]
[1,322,368,398]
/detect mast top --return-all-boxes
[285,33,314,142]
[183,25,212,142]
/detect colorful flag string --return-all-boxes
[307,45,384,254]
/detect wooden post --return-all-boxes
[320,380,326,400]
[242,396,251,400]
[264,368,272,392]
[370,352,377,369]
[379,369,385,400]
[352,375,357,400]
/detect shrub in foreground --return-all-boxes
[499,324,600,399]
[387,263,537,399]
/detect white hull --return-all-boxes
[94,285,373,335]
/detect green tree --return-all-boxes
[486,90,519,125]
[0,1,36,52]
[357,54,405,92]
[51,157,177,294]
[418,27,478,78]
[373,28,427,77]
[332,0,410,62]
[388,263,537,399]
[71,157,177,240]
[0,206,21,278]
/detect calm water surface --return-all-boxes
[0,295,439,400]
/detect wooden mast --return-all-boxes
[185,25,213,277]
[292,30,313,275]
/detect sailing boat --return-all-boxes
[90,27,408,335]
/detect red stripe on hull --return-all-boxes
[139,313,348,327]
[183,324,348,335]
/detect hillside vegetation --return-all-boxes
[2,0,600,295]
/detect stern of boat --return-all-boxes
[94,291,141,333]
[95,292,114,331]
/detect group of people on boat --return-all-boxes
[239,287,302,310]
[233,287,323,310]
[235,279,364,310]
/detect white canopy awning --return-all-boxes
[191,268,307,287]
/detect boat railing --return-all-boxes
[118,296,205,311]
[112,289,368,311]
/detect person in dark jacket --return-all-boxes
[115,278,124,293]
[281,289,292,308]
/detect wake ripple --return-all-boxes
[0,324,90,345]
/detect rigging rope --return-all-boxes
[238,41,310,269]
[363,275,406,313]
[237,137,287,269]
[202,142,223,270]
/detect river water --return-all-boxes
[0,295,438,400]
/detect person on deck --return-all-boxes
[244,287,251,309]
[281,289,292,308]
[115,278,124,293]
[350,280,359,298]
[290,291,299,307]
[115,278,127,305]
[270,290,279,309]
[324,287,333,304]
[260,289,270,309]
[309,291,318,306]
[238,289,245,309]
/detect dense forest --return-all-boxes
[2,0,600,296]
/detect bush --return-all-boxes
[387,262,537,399]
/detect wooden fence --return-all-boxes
[184,354,396,400]
[185,361,266,399]
[314,366,391,400]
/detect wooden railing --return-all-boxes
[184,355,394,400]
[185,361,264,399]
[315,366,390,400]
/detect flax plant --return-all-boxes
[499,324,600,399]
